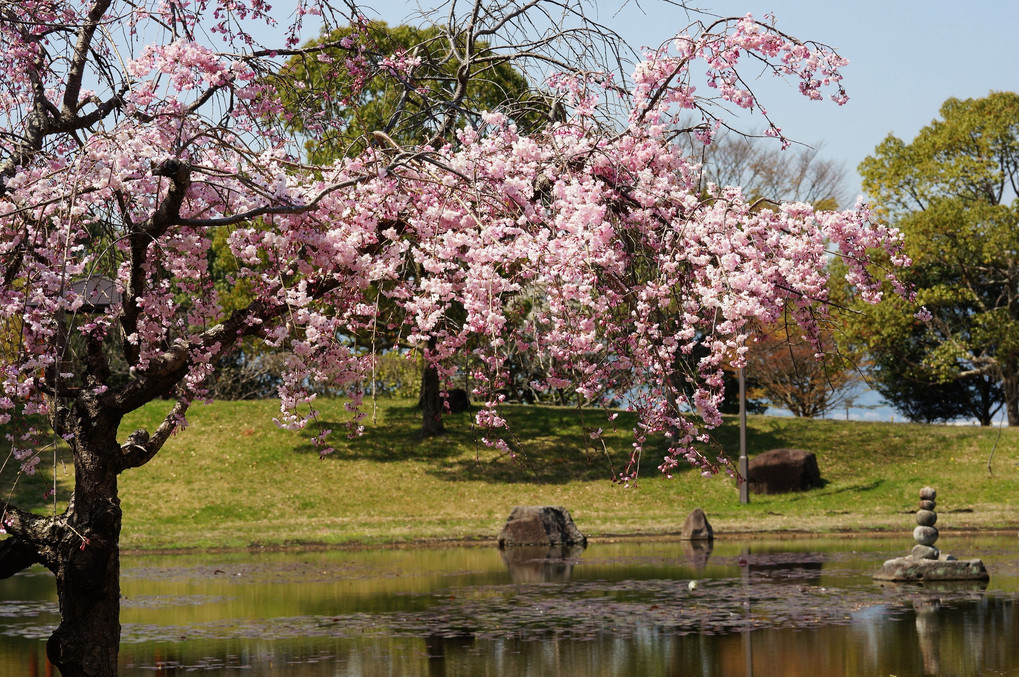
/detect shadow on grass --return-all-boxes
[0,449,73,515]
[295,404,802,485]
[292,403,478,463]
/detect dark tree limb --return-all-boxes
[0,536,43,578]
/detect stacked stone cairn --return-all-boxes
[873,486,989,583]
[911,487,942,561]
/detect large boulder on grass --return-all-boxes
[498,506,587,548]
[748,448,822,494]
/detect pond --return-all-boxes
[1,534,1017,676]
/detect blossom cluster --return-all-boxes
[0,0,911,482]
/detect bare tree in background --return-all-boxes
[688,131,849,208]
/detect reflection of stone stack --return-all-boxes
[912,486,940,560]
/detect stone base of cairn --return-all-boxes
[873,487,989,583]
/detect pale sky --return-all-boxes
[336,0,1019,200]
[670,0,1019,198]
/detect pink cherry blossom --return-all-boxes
[0,3,912,590]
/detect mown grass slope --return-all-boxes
[6,398,1017,550]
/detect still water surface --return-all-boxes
[1,535,1017,676]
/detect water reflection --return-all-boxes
[681,539,713,570]
[500,543,585,582]
[0,536,1016,676]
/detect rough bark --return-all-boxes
[44,407,124,677]
[46,490,122,677]
[419,361,445,437]
[1004,371,1019,428]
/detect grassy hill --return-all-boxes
[7,398,1018,550]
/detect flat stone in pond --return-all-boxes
[873,556,988,583]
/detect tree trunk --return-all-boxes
[47,505,122,676]
[417,336,445,437]
[1004,371,1019,428]
[419,361,445,437]
[46,417,124,677]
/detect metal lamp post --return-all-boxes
[739,367,749,505]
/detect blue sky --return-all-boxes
[338,0,1019,198]
[667,0,1019,197]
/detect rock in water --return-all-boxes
[680,508,714,541]
[874,486,988,582]
[874,557,988,583]
[498,506,587,548]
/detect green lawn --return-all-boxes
[7,398,1018,550]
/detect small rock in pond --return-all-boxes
[873,485,987,582]
[680,508,714,541]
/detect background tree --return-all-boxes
[0,2,907,675]
[845,269,1005,425]
[745,307,861,418]
[278,22,550,162]
[689,131,849,209]
[858,91,1019,425]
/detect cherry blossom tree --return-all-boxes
[0,1,913,674]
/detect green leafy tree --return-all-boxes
[858,91,1019,424]
[277,21,549,163]
[847,264,1005,425]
